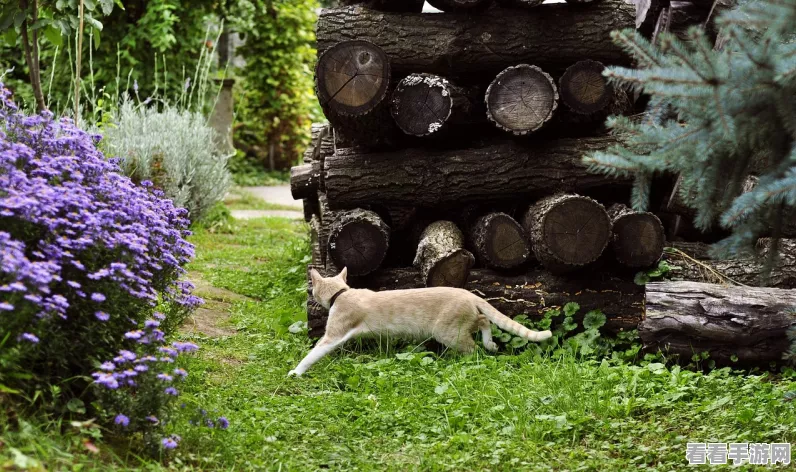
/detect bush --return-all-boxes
[0,84,200,413]
[100,98,232,223]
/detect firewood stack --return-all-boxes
[290,0,796,366]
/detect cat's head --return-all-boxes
[309,267,349,310]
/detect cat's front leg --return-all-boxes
[288,327,361,377]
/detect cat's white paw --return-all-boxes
[287,369,302,377]
[484,341,499,352]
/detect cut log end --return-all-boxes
[559,60,612,115]
[609,204,665,267]
[328,209,390,276]
[316,40,390,117]
[472,212,531,269]
[414,220,474,287]
[524,194,611,270]
[391,74,454,137]
[290,163,320,200]
[428,250,476,287]
[486,64,558,135]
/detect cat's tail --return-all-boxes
[476,300,552,342]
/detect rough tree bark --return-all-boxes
[426,0,492,11]
[290,161,322,200]
[339,0,426,11]
[665,239,796,289]
[390,73,479,137]
[469,212,531,269]
[305,265,645,338]
[316,1,636,79]
[323,136,628,209]
[413,221,475,287]
[327,209,390,276]
[496,0,543,8]
[522,194,612,272]
[608,204,665,267]
[485,65,559,135]
[640,281,796,365]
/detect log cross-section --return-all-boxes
[486,65,558,135]
[608,203,665,267]
[640,281,796,365]
[327,209,390,276]
[316,40,390,116]
[522,194,612,272]
[413,220,475,287]
[559,60,612,115]
[469,212,531,269]
[390,73,475,137]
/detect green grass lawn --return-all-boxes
[4,213,796,471]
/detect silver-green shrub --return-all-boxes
[101,98,232,222]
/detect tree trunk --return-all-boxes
[316,1,636,80]
[19,0,47,112]
[559,60,613,115]
[323,136,627,209]
[339,0,426,11]
[469,212,531,269]
[390,73,480,137]
[608,203,665,267]
[485,65,559,135]
[664,239,796,289]
[426,0,492,11]
[522,194,612,272]
[640,281,796,366]
[413,221,475,287]
[327,209,390,276]
[305,265,645,338]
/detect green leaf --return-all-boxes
[56,0,68,11]
[13,12,26,29]
[43,25,62,47]
[0,7,18,31]
[66,398,86,414]
[634,271,650,285]
[83,0,97,11]
[84,15,102,31]
[509,336,528,348]
[563,302,580,317]
[562,317,578,332]
[99,0,115,15]
[92,27,100,49]
[582,310,607,330]
[3,28,17,46]
[434,384,448,395]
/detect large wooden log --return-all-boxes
[323,136,628,209]
[305,265,645,338]
[290,162,322,200]
[316,1,636,80]
[608,204,665,268]
[413,221,475,287]
[522,194,612,272]
[390,73,479,137]
[665,239,796,289]
[496,0,543,8]
[426,0,492,11]
[469,212,531,269]
[559,60,613,116]
[339,0,426,12]
[327,209,390,276]
[485,65,559,136]
[640,281,796,365]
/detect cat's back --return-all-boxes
[362,286,478,306]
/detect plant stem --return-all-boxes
[19,0,46,111]
[74,0,85,125]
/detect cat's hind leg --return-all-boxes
[479,316,499,352]
[435,329,476,354]
[288,326,361,377]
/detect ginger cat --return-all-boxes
[288,267,552,376]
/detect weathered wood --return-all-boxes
[390,73,479,137]
[608,203,665,267]
[486,65,558,135]
[327,209,390,276]
[496,0,543,8]
[323,136,628,209]
[522,194,612,272]
[290,162,322,200]
[305,265,645,338]
[304,197,320,223]
[413,221,475,288]
[469,212,531,269]
[426,0,492,11]
[664,239,796,289]
[310,215,326,266]
[559,60,612,115]
[339,0,426,12]
[640,281,796,365]
[634,0,668,37]
[316,2,636,80]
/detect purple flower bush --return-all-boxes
[0,84,205,447]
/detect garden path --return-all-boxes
[227,185,303,220]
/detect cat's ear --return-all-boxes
[339,266,348,282]
[310,268,322,285]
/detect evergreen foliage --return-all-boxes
[584,0,796,263]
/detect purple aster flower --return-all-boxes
[158,347,178,357]
[124,330,144,340]
[114,414,129,427]
[146,415,159,423]
[95,311,110,321]
[0,302,14,311]
[162,437,178,449]
[90,293,106,302]
[206,419,215,428]
[217,417,229,430]
[153,312,165,320]
[119,350,137,361]
[159,357,175,363]
[133,80,139,93]
[172,342,198,353]
[144,319,160,328]
[20,333,39,343]
[100,361,115,371]
[173,368,187,378]
[164,387,178,396]
[157,373,173,382]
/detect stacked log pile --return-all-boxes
[291,0,796,366]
